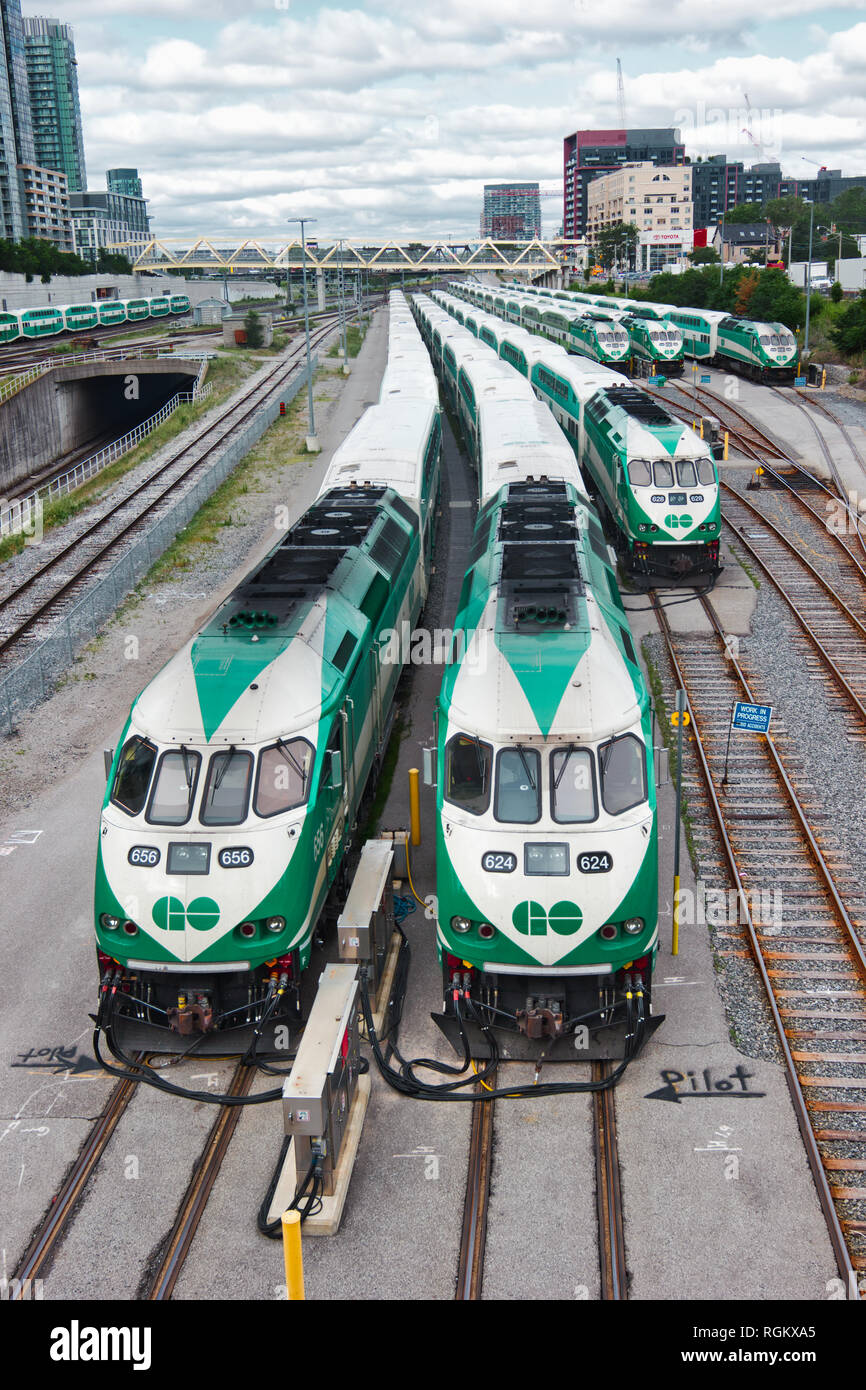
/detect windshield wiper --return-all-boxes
[212,745,236,792]
[517,746,536,789]
[179,744,193,789]
[555,744,577,790]
[276,738,307,787]
[470,734,487,790]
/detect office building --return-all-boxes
[70,176,150,263]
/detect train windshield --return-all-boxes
[696,457,717,486]
[598,734,647,815]
[112,736,157,815]
[444,734,492,815]
[551,748,597,823]
[628,459,652,486]
[495,748,540,824]
[255,740,313,816]
[200,748,253,825]
[653,461,674,488]
[675,460,697,488]
[146,749,201,825]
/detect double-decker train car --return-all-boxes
[0,292,192,347]
[434,289,719,585]
[94,292,441,1047]
[413,294,661,1058]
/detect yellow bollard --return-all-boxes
[699,417,704,439]
[723,431,729,461]
[282,1210,304,1300]
[821,368,826,390]
[409,767,421,847]
[672,873,680,957]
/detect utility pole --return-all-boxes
[287,217,318,451]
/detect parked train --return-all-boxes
[413,293,661,1057]
[433,289,722,585]
[499,278,798,382]
[94,291,440,1045]
[0,293,191,345]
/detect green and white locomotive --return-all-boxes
[435,289,721,587]
[413,294,661,1057]
[94,292,441,1044]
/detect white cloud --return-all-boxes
[62,6,866,238]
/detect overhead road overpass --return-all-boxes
[119,236,584,278]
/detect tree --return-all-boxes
[734,269,760,316]
[689,246,720,265]
[830,187,866,236]
[831,281,843,303]
[745,269,808,331]
[831,293,866,355]
[594,221,638,272]
[720,202,766,224]
[244,309,264,348]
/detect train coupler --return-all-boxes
[516,997,564,1041]
[167,991,214,1035]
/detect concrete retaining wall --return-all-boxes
[0,358,200,493]
[0,272,278,312]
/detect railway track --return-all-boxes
[0,314,341,670]
[651,590,866,1289]
[719,485,866,733]
[11,1066,140,1296]
[11,1056,262,1300]
[455,1061,628,1300]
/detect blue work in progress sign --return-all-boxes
[700,374,711,384]
[794,376,807,386]
[731,701,773,733]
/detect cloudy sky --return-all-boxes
[38,0,866,242]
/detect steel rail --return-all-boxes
[145,1062,256,1300]
[11,1067,140,1293]
[650,591,863,1289]
[719,487,866,727]
[0,316,341,656]
[455,1073,495,1300]
[592,1060,628,1300]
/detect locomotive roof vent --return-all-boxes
[604,387,671,426]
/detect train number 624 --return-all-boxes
[577,852,613,873]
[481,851,517,873]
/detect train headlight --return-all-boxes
[478,923,496,940]
[266,916,286,934]
[600,923,618,941]
[122,920,139,937]
[100,914,121,931]
[623,917,644,936]
[451,916,472,934]
[239,921,257,939]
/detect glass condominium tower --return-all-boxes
[23,15,86,193]
[0,0,35,238]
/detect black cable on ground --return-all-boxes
[358,966,642,1101]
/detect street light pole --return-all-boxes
[804,202,815,356]
[719,208,726,287]
[288,216,318,451]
